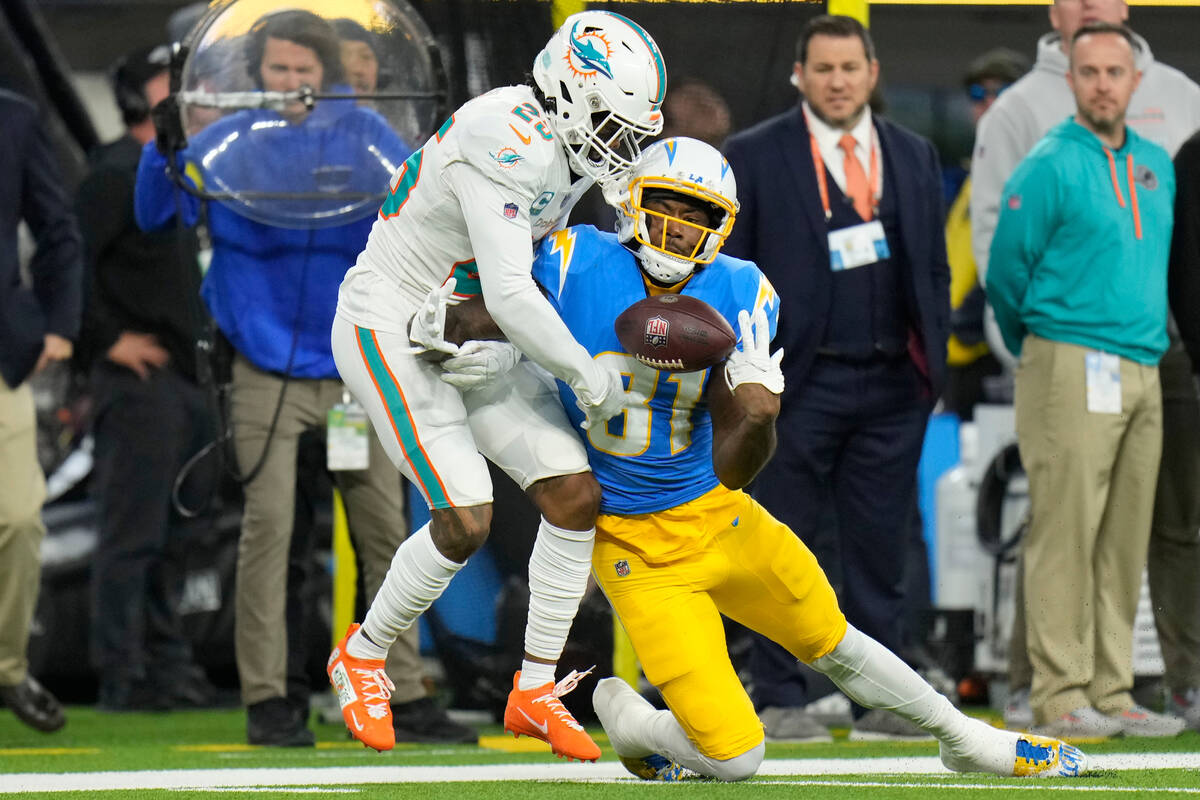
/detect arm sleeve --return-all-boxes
[1169,137,1200,372]
[971,105,1033,286]
[22,117,82,339]
[134,141,200,231]
[985,158,1056,357]
[444,161,608,402]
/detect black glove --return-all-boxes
[151,95,187,155]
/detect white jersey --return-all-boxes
[337,84,606,400]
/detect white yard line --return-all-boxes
[3,753,1198,794]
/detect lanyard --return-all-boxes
[806,116,881,222]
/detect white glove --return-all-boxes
[408,278,460,355]
[576,366,626,431]
[440,340,522,390]
[724,308,784,395]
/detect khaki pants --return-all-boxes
[0,378,46,686]
[1015,336,1162,724]
[1008,344,1200,696]
[230,355,424,705]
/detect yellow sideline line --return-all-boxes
[0,748,101,756]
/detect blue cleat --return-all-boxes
[620,753,689,781]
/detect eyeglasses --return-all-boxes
[968,83,1012,103]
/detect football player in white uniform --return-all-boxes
[326,11,667,757]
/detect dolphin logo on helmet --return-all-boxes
[532,11,666,193]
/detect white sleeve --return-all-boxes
[444,160,609,402]
[970,104,1034,286]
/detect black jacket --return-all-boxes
[1169,129,1200,374]
[76,135,202,379]
[0,89,82,387]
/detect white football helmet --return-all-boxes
[532,11,666,189]
[616,137,739,286]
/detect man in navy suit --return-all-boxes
[0,88,80,734]
[723,14,949,742]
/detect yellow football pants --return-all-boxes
[594,486,847,760]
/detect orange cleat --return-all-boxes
[327,623,396,752]
[503,667,601,762]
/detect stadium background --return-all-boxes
[4,0,1198,709]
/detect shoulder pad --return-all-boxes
[444,87,559,196]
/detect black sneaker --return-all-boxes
[247,697,315,747]
[97,677,171,713]
[392,695,477,743]
[161,665,228,709]
[0,675,66,732]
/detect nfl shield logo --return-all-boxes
[644,316,669,349]
[614,559,630,577]
[503,202,519,219]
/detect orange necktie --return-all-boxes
[839,133,872,221]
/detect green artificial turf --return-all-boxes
[3,707,1200,799]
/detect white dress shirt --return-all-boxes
[802,101,884,200]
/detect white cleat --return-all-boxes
[940,719,1089,778]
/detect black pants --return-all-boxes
[747,355,931,712]
[89,363,215,684]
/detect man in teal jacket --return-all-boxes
[987,22,1179,739]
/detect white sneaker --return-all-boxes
[1166,687,1200,731]
[1004,687,1034,730]
[1109,704,1186,738]
[760,706,833,743]
[940,718,1089,778]
[1032,706,1122,739]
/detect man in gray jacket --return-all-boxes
[971,0,1200,734]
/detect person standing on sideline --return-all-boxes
[943,48,1028,421]
[970,0,1200,732]
[722,14,950,742]
[136,10,472,747]
[76,44,220,712]
[987,22,1182,740]
[0,88,80,734]
[1164,125,1200,731]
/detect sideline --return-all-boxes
[4,753,1199,793]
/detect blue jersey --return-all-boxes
[532,225,779,514]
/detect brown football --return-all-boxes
[614,294,737,372]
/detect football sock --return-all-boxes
[810,624,969,743]
[596,678,764,782]
[519,660,556,689]
[352,522,463,660]
[519,518,593,691]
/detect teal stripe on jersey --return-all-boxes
[379,149,423,219]
[355,326,451,509]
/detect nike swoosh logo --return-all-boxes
[509,124,532,145]
[518,707,549,735]
[349,709,365,732]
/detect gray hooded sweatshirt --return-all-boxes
[971,31,1200,284]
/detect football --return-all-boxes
[614,294,737,372]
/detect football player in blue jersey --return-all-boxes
[431,137,1090,782]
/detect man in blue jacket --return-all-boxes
[987,22,1180,739]
[136,10,471,747]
